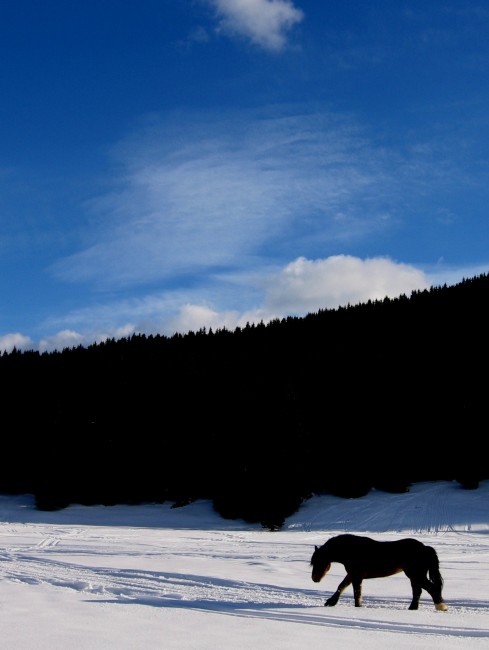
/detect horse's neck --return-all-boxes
[329,551,345,563]
[324,541,349,563]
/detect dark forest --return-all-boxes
[1,273,487,529]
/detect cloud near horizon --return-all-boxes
[262,255,430,313]
[0,254,435,353]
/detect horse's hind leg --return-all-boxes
[408,579,422,610]
[409,575,448,611]
[419,576,448,611]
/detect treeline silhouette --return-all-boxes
[1,273,487,529]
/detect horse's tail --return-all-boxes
[426,545,444,588]
[425,544,448,610]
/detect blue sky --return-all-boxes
[2,0,489,352]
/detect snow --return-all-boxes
[0,480,488,649]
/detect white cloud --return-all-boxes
[208,0,304,51]
[262,255,431,313]
[37,325,136,354]
[38,329,85,353]
[0,332,32,353]
[165,304,241,334]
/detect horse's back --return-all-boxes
[336,535,426,552]
[328,534,419,550]
[328,534,429,572]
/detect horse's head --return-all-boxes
[310,544,331,583]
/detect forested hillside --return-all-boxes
[1,273,487,528]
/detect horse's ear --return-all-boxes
[315,545,319,551]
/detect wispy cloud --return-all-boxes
[51,108,399,290]
[206,0,304,51]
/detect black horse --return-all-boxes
[310,534,448,611]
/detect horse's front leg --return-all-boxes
[325,575,352,606]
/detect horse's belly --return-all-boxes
[365,566,403,579]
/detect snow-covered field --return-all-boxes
[0,481,487,649]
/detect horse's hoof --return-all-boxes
[436,603,448,611]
